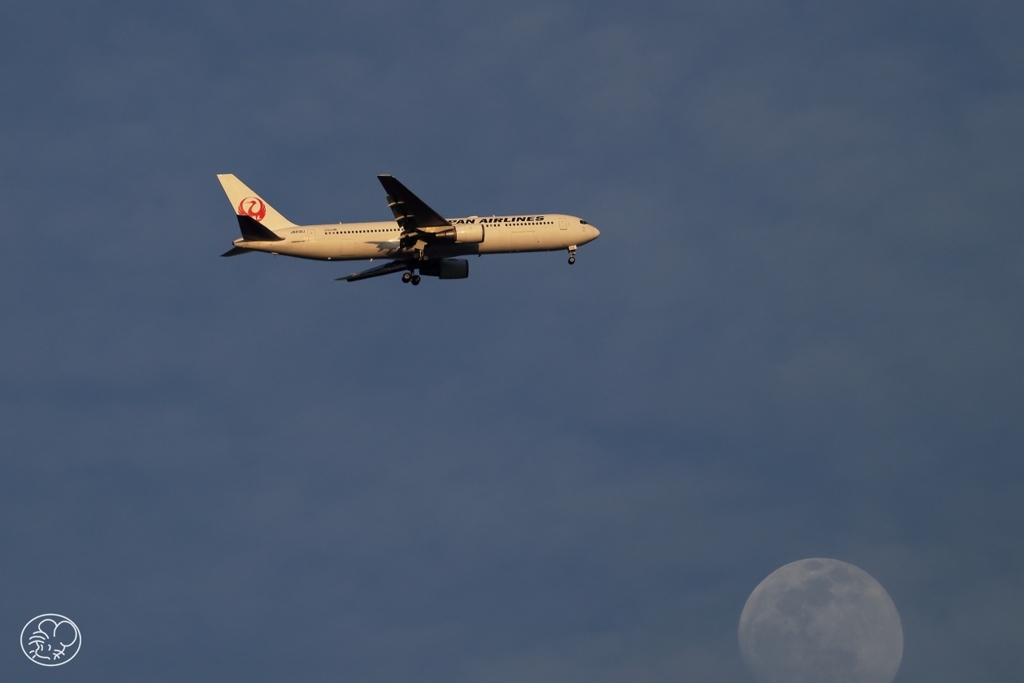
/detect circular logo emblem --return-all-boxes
[237,196,267,222]
[21,614,81,666]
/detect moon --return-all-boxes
[738,558,903,683]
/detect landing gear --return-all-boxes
[411,274,421,286]
[568,256,576,265]
[402,272,412,283]
[567,245,577,265]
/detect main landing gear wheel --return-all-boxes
[402,272,412,283]
[411,274,421,285]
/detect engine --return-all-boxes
[420,258,469,279]
[434,224,484,243]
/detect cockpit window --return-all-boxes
[580,219,588,224]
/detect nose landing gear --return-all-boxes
[567,245,577,265]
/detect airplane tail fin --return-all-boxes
[217,174,297,232]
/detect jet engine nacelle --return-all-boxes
[421,258,469,279]
[434,224,484,243]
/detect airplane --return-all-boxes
[217,174,600,284]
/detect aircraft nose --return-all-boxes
[588,225,601,242]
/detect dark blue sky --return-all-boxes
[1,1,1021,681]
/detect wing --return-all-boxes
[377,175,450,235]
[336,259,412,282]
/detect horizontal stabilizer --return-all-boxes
[337,260,411,282]
[220,246,255,257]
[236,215,285,242]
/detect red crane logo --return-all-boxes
[237,197,267,222]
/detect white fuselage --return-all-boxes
[233,213,600,261]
